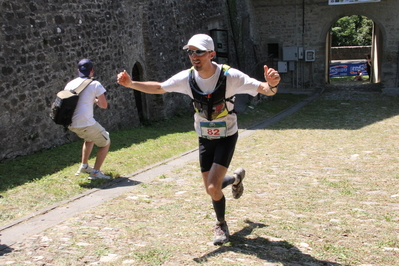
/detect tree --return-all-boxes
[331,15,373,46]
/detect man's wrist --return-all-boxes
[269,83,278,89]
[268,83,278,94]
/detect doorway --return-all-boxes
[326,15,381,85]
[131,63,146,123]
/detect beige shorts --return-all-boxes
[69,122,110,147]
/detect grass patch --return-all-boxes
[330,75,369,82]
[0,93,306,227]
[132,248,172,265]
[3,90,398,265]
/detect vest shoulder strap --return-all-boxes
[189,64,234,121]
[188,64,230,96]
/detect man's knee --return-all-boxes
[207,184,221,197]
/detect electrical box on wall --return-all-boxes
[282,47,298,61]
[288,61,295,71]
[298,47,304,59]
[305,50,315,62]
[210,29,229,64]
[278,61,288,73]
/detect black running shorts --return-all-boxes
[198,131,238,173]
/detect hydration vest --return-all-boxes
[189,64,235,121]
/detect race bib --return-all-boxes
[200,121,227,139]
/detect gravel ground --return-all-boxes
[1,87,399,266]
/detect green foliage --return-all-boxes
[331,15,373,46]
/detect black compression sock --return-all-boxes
[212,196,226,222]
[222,175,235,189]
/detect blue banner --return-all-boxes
[329,0,380,5]
[329,62,367,77]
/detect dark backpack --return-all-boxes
[50,77,93,127]
[189,64,235,121]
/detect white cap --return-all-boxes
[182,34,214,51]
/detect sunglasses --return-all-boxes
[186,49,210,56]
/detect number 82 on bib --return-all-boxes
[200,121,227,139]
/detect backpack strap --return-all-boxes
[73,77,94,95]
[189,65,233,121]
[189,65,229,95]
[220,65,235,111]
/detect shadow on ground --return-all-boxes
[0,243,13,256]
[194,220,341,265]
[0,113,194,192]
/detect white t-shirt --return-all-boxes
[64,77,106,128]
[161,62,261,137]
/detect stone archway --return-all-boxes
[325,15,382,87]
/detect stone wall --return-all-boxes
[247,0,399,87]
[331,46,372,61]
[2,0,399,161]
[1,0,139,161]
[0,0,229,161]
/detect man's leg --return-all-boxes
[93,142,110,171]
[75,141,95,175]
[202,163,228,202]
[202,163,230,245]
[222,175,235,189]
[82,141,94,164]
[86,123,111,180]
[203,163,228,223]
[221,168,246,199]
[199,133,239,245]
[203,165,246,220]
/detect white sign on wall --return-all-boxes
[329,0,380,5]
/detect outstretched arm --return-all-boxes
[257,65,281,96]
[117,70,167,94]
